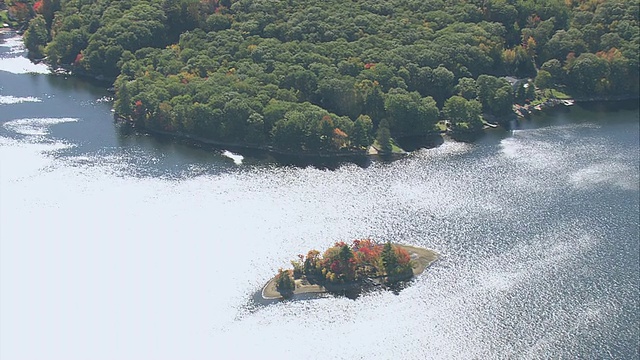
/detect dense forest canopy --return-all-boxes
[14,0,640,152]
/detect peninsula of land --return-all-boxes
[5,0,638,160]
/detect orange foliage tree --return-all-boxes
[297,239,413,285]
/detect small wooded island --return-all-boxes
[263,239,438,300]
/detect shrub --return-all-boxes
[275,268,295,298]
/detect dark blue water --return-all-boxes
[1,30,638,359]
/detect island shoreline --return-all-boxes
[260,244,439,300]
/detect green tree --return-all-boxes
[114,80,133,119]
[375,119,392,155]
[291,256,304,279]
[205,14,231,32]
[384,90,438,137]
[45,29,87,67]
[429,65,455,104]
[476,75,513,115]
[338,244,356,281]
[38,0,60,27]
[316,77,360,119]
[24,15,48,58]
[282,66,318,101]
[275,269,295,298]
[164,0,208,39]
[443,96,483,131]
[513,45,536,77]
[607,51,633,95]
[456,77,477,100]
[544,29,587,62]
[565,53,610,95]
[540,59,563,84]
[381,242,398,277]
[357,80,385,123]
[303,250,321,279]
[351,114,373,149]
[319,242,357,283]
[271,111,307,151]
[534,70,552,94]
[222,98,252,140]
[476,75,499,109]
[246,112,266,144]
[491,86,514,115]
[525,81,535,100]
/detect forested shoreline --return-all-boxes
[8,0,639,155]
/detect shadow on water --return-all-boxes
[44,73,111,99]
[396,134,444,152]
[502,99,639,134]
[576,99,639,113]
[250,278,414,310]
[117,122,372,170]
[114,124,256,173]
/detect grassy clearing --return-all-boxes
[436,121,448,132]
[372,139,406,154]
[0,11,10,27]
[549,89,572,99]
[530,98,545,106]
[531,88,573,105]
[390,140,404,153]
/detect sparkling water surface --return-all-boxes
[1,31,638,359]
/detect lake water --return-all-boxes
[1,31,638,359]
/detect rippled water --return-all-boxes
[1,31,639,359]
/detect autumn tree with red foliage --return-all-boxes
[352,238,383,277]
[31,0,56,26]
[299,239,414,285]
[133,100,147,126]
[321,242,356,283]
[33,0,42,13]
[73,53,83,66]
[8,1,30,22]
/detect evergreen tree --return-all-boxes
[381,242,398,277]
[275,269,295,298]
[376,119,392,154]
[303,250,321,278]
[114,81,133,119]
[338,244,356,281]
[351,115,373,149]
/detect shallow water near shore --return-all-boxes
[1,31,639,359]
